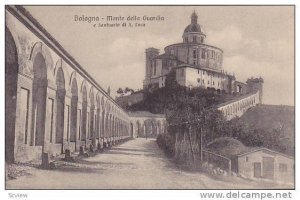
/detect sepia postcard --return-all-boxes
[4,5,295,192]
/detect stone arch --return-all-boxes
[5,26,18,163]
[31,52,48,146]
[80,80,87,94]
[112,115,115,139]
[69,71,77,86]
[81,85,87,141]
[101,96,105,111]
[106,101,111,114]
[89,88,95,142]
[53,59,62,77]
[89,87,95,107]
[109,113,113,138]
[143,123,146,137]
[116,116,119,137]
[150,120,157,136]
[55,66,66,145]
[157,121,161,135]
[105,112,109,138]
[115,118,119,139]
[96,94,101,140]
[130,122,134,138]
[70,78,78,143]
[101,109,105,138]
[136,120,141,137]
[29,42,53,79]
[163,120,167,134]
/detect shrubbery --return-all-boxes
[156,133,175,157]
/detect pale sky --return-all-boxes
[25,6,294,106]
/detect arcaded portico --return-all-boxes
[128,111,167,138]
[5,6,132,163]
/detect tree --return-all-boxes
[165,85,226,163]
[117,88,124,96]
[124,87,134,94]
[117,87,135,97]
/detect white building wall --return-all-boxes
[175,67,229,91]
[238,150,294,184]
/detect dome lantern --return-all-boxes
[182,11,206,44]
[191,10,198,24]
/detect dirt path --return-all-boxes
[6,138,291,189]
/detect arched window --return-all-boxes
[193,36,197,42]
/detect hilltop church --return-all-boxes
[143,11,263,100]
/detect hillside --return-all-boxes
[124,71,295,157]
[231,104,295,156]
[126,86,242,114]
[240,105,294,137]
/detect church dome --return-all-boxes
[184,23,205,34]
[183,11,206,35]
[182,11,206,44]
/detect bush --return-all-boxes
[156,134,175,157]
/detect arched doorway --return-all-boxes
[157,121,161,135]
[144,119,156,138]
[81,86,87,142]
[89,90,95,144]
[151,121,155,136]
[143,124,146,137]
[105,113,109,138]
[96,97,101,144]
[136,121,141,137]
[70,79,78,146]
[55,67,65,147]
[109,114,112,140]
[5,27,18,163]
[101,110,105,138]
[111,115,114,139]
[130,122,133,138]
[32,53,47,146]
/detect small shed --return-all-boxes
[237,148,294,184]
[206,137,294,184]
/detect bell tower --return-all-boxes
[143,48,159,89]
[246,77,264,104]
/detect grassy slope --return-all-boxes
[238,104,295,155]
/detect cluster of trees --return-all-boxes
[127,70,231,114]
[116,87,135,96]
[220,114,294,156]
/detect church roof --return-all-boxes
[183,11,205,35]
[184,23,205,34]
